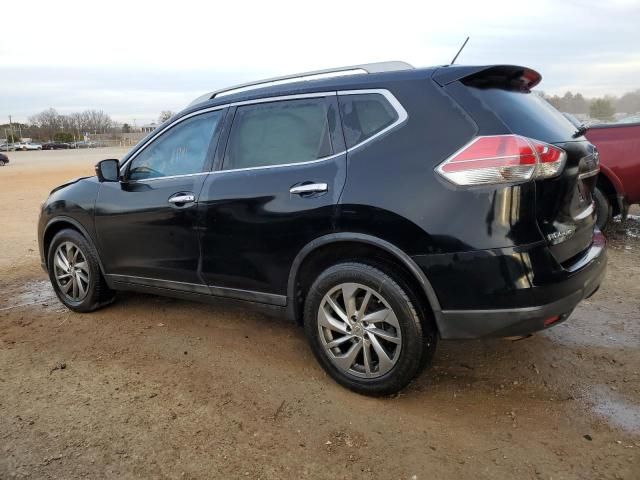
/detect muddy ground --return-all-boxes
[0,148,638,479]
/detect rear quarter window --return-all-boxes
[339,93,399,148]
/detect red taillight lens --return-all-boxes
[436,135,566,186]
[529,138,565,178]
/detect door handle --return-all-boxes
[289,183,328,195]
[168,193,195,205]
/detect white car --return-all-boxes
[18,143,42,151]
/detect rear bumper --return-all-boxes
[416,232,607,339]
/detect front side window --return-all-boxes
[223,97,335,170]
[339,93,399,148]
[128,110,222,180]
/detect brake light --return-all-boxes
[436,135,566,186]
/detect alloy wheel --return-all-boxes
[53,241,90,302]
[317,282,402,378]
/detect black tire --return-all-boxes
[0,160,6,166]
[47,229,114,312]
[304,262,437,396]
[593,186,612,231]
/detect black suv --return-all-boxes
[38,62,606,395]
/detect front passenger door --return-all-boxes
[95,108,225,288]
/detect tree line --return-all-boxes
[1,108,115,142]
[1,109,179,142]
[541,89,640,121]
[29,108,114,139]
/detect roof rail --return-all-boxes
[188,61,414,107]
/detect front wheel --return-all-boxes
[47,229,114,312]
[304,262,437,395]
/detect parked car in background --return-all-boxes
[0,143,17,151]
[618,114,640,124]
[0,152,9,165]
[42,142,72,150]
[14,142,42,151]
[585,122,640,229]
[38,62,606,395]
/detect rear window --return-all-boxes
[339,93,399,148]
[467,88,578,143]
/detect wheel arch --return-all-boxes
[43,217,106,275]
[287,233,442,329]
[598,166,624,215]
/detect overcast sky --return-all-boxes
[1,0,638,125]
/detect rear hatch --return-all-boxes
[437,65,600,264]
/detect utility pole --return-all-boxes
[8,115,12,143]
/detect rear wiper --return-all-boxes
[573,125,588,138]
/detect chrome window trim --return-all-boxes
[338,89,409,154]
[128,171,210,184]
[217,89,408,173]
[120,89,407,177]
[214,152,344,175]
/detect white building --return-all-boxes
[140,123,158,133]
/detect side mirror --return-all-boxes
[95,159,120,182]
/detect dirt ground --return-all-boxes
[1,148,639,479]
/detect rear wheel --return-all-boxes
[593,186,612,231]
[304,262,436,395]
[0,160,6,166]
[47,229,114,312]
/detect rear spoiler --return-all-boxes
[432,65,542,91]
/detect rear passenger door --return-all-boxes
[197,93,346,304]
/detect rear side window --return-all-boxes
[465,88,578,143]
[339,93,399,148]
[223,97,335,170]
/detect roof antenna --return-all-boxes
[450,36,470,65]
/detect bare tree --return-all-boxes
[81,110,113,134]
[27,108,115,140]
[28,108,62,140]
[617,89,640,114]
[158,111,175,123]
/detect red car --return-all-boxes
[585,123,640,229]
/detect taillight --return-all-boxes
[436,134,566,186]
